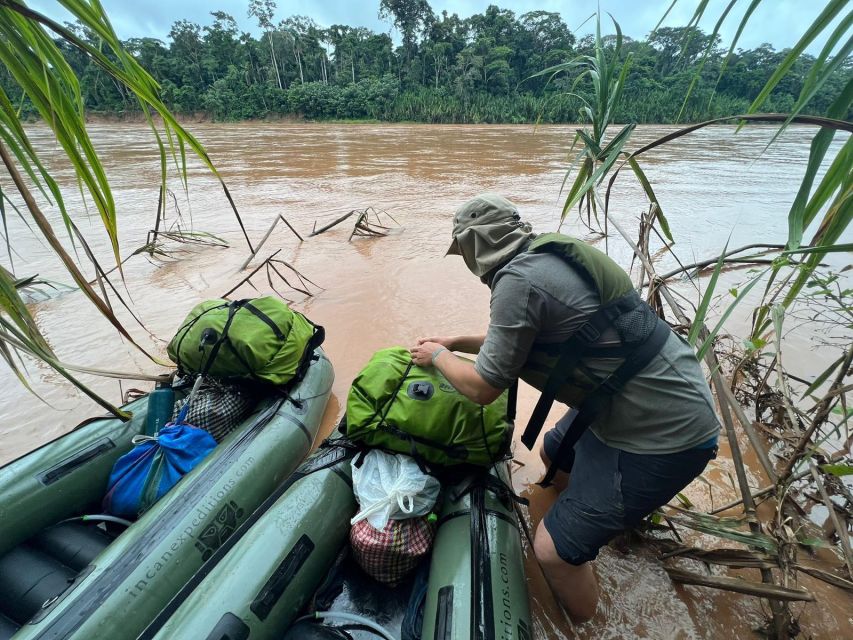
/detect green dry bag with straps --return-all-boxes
[344,347,512,468]
[167,297,323,386]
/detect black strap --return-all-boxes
[287,320,325,393]
[241,300,287,340]
[199,300,244,377]
[538,319,670,487]
[370,361,414,426]
[507,380,518,422]
[520,291,643,450]
[172,302,229,374]
[450,472,529,508]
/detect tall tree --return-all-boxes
[248,0,282,89]
[378,0,433,62]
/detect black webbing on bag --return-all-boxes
[199,301,243,378]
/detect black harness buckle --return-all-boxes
[576,322,601,343]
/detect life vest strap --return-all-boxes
[537,318,670,487]
[520,290,644,450]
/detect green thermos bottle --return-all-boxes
[145,381,175,435]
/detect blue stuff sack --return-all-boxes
[103,422,217,519]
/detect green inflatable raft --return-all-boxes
[139,439,532,640]
[0,349,333,640]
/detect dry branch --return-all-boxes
[808,461,853,577]
[794,563,853,592]
[222,248,320,301]
[665,568,815,602]
[310,207,399,240]
[780,348,853,479]
[720,380,778,483]
[655,244,786,281]
[710,448,849,515]
[241,214,303,271]
[309,210,357,236]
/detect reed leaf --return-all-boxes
[784,77,853,249]
[627,157,673,243]
[650,0,679,36]
[0,265,51,354]
[746,0,848,115]
[802,136,853,234]
[688,240,729,347]
[668,512,778,552]
[787,13,853,122]
[802,354,846,398]
[697,266,769,361]
[676,0,738,123]
[0,316,129,418]
[561,131,633,221]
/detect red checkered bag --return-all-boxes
[350,516,436,586]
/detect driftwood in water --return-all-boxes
[665,568,815,602]
[144,188,228,254]
[241,214,303,270]
[310,207,399,240]
[223,248,321,301]
[309,210,357,237]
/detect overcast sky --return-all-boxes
[29,0,844,54]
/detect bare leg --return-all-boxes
[539,447,569,493]
[533,519,599,624]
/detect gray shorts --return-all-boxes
[543,414,715,565]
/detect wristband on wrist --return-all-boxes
[431,346,448,364]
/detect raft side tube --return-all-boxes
[422,463,531,640]
[12,350,333,640]
[144,444,357,640]
[0,397,149,557]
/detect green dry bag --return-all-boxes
[344,347,512,468]
[167,297,323,386]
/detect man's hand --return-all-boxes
[410,340,446,367]
[416,336,456,350]
[410,337,502,405]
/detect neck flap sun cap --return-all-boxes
[446,193,533,278]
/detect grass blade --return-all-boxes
[688,239,729,347]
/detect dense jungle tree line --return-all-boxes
[3,0,850,124]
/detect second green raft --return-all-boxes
[141,441,532,640]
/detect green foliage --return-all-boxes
[0,0,248,414]
[4,3,848,124]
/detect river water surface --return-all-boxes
[1,123,850,638]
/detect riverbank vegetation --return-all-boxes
[1,1,849,124]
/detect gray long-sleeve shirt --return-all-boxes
[474,251,721,455]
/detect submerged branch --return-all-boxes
[241,214,303,271]
[808,461,853,578]
[656,244,786,281]
[780,348,853,479]
[665,568,815,602]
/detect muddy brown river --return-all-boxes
[1,123,850,638]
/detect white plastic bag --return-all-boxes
[350,450,440,530]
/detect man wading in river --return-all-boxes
[410,193,720,624]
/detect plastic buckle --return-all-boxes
[577,322,601,343]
